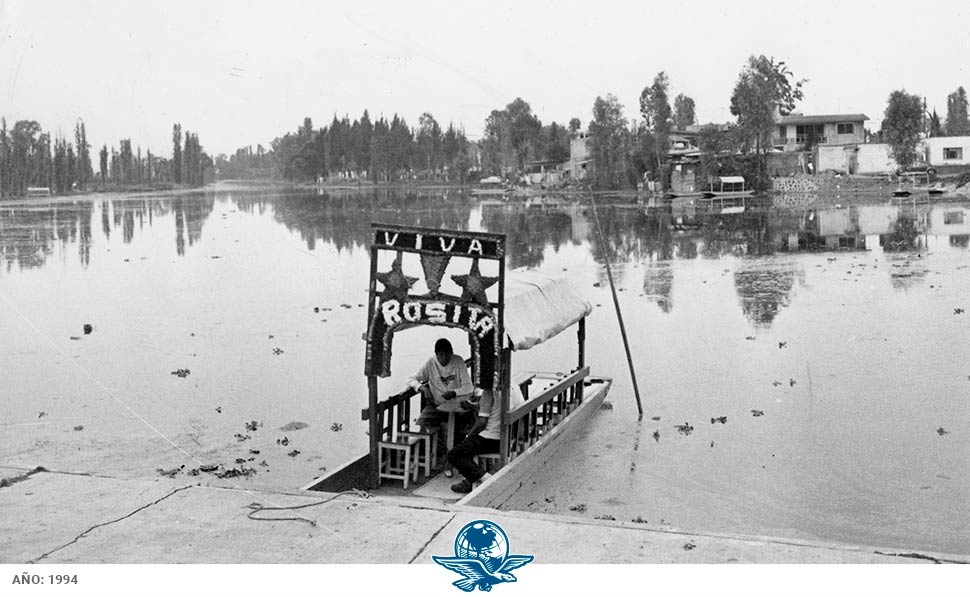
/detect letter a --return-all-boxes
[468,239,483,255]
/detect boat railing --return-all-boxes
[361,388,417,442]
[503,366,589,461]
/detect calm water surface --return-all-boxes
[1,186,968,554]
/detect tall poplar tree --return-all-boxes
[945,86,970,136]
[172,124,183,183]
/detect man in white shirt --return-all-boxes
[446,386,503,493]
[407,338,475,453]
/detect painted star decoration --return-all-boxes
[451,259,498,306]
[376,253,418,302]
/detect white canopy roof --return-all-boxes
[504,270,593,350]
[717,176,745,184]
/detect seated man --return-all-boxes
[406,338,475,456]
[447,386,505,493]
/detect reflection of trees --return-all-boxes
[0,203,94,271]
[587,205,673,265]
[642,262,674,312]
[733,262,801,328]
[699,210,774,258]
[880,212,922,253]
[264,188,474,254]
[480,206,576,268]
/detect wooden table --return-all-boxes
[436,398,467,453]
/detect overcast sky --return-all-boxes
[1,0,968,157]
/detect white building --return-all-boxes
[924,136,970,167]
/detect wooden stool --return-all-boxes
[378,436,420,489]
[398,429,436,478]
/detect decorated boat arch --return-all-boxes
[308,223,612,495]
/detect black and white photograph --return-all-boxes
[1,1,967,594]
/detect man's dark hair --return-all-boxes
[434,338,453,354]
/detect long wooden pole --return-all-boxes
[587,186,644,417]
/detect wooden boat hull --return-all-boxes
[702,190,755,199]
[459,376,612,508]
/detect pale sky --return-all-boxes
[1,0,968,157]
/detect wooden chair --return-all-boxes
[398,429,437,477]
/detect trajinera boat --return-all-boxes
[703,176,755,198]
[306,223,612,503]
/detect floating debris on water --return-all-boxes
[215,406,222,414]
[937,427,949,436]
[751,410,764,417]
[287,449,301,457]
[156,465,184,478]
[568,504,587,513]
[955,308,964,315]
[632,516,648,524]
[594,514,615,521]
[710,416,727,424]
[249,449,260,454]
[73,425,84,431]
[199,464,219,473]
[215,466,256,479]
[314,307,320,313]
[171,368,191,378]
[330,422,343,432]
[674,422,693,436]
[652,430,660,442]
[772,381,782,387]
[745,336,755,341]
[280,421,308,432]
[277,436,289,446]
[600,401,613,411]
[245,421,262,432]
[69,336,81,341]
[593,282,601,288]
[83,324,93,335]
[778,342,787,349]
[789,378,796,387]
[234,433,250,442]
[38,411,47,418]
[272,347,284,355]
[651,416,661,421]
[683,541,696,551]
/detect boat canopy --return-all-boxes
[504,270,592,351]
[717,176,745,184]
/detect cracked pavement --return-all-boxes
[3,468,965,564]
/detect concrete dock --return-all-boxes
[3,465,966,565]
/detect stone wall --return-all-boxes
[772,174,819,193]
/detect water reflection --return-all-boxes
[2,189,968,278]
[263,189,474,253]
[1,203,93,271]
[733,264,802,327]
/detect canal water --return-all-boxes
[1,186,967,555]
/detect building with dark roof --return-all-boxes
[773,113,868,152]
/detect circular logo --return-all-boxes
[453,520,509,573]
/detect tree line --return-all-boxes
[0,119,94,196]
[0,118,210,197]
[221,58,970,190]
[218,111,476,184]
